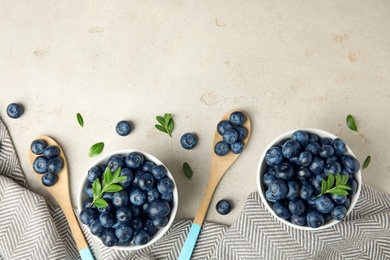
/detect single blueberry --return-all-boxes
[138,173,155,191]
[315,195,335,214]
[305,142,321,155]
[157,177,175,195]
[323,161,341,176]
[133,230,150,245]
[132,170,145,187]
[147,200,171,218]
[130,217,144,231]
[217,120,233,135]
[160,192,173,203]
[115,120,132,136]
[310,157,325,174]
[125,152,145,169]
[331,205,347,221]
[307,133,320,143]
[129,187,147,206]
[298,151,313,167]
[273,200,291,220]
[306,195,318,208]
[216,199,232,215]
[265,146,284,167]
[343,198,351,209]
[107,155,125,173]
[282,140,301,159]
[84,182,94,198]
[90,220,105,237]
[43,145,60,159]
[31,139,47,155]
[42,172,57,186]
[79,207,99,226]
[150,165,167,179]
[147,188,160,202]
[319,145,335,158]
[265,190,278,202]
[214,141,230,156]
[229,111,247,126]
[143,219,158,236]
[33,156,48,174]
[112,190,130,208]
[286,181,300,201]
[115,224,133,241]
[331,138,347,155]
[101,228,119,247]
[180,133,198,149]
[152,216,169,229]
[83,198,93,209]
[263,172,276,187]
[306,210,325,228]
[99,212,116,228]
[141,160,156,173]
[102,192,114,202]
[291,130,309,147]
[311,175,323,194]
[275,162,295,180]
[288,198,306,215]
[119,168,133,188]
[235,126,248,141]
[347,179,358,196]
[230,142,244,154]
[87,166,103,183]
[6,103,23,119]
[291,214,306,226]
[47,156,63,174]
[320,137,332,146]
[268,179,288,200]
[300,183,314,200]
[330,194,347,204]
[297,167,313,181]
[116,207,133,223]
[341,155,360,174]
[222,129,239,144]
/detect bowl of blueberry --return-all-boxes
[257,129,362,230]
[77,149,178,250]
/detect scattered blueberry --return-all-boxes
[180,133,198,149]
[216,199,232,215]
[6,103,23,119]
[115,120,132,136]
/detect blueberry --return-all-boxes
[311,175,323,194]
[282,140,301,159]
[214,141,230,156]
[99,212,116,228]
[143,219,157,236]
[132,170,144,187]
[315,195,335,214]
[87,166,103,183]
[331,205,347,221]
[341,155,360,174]
[90,220,105,237]
[217,120,233,135]
[112,191,130,208]
[298,151,313,167]
[265,146,284,167]
[305,142,321,155]
[115,120,132,136]
[129,205,142,218]
[300,183,314,200]
[263,172,276,187]
[235,126,248,141]
[330,194,347,204]
[147,200,171,218]
[42,172,57,186]
[150,165,167,179]
[115,224,133,241]
[107,155,125,173]
[347,179,358,196]
[129,187,147,206]
[83,198,93,209]
[141,160,156,173]
[307,133,320,143]
[268,179,288,200]
[230,142,244,154]
[47,156,63,174]
[102,192,114,202]
[286,181,300,201]
[291,215,306,226]
[275,163,295,181]
[138,173,155,191]
[273,200,291,220]
[84,182,94,198]
[306,210,325,228]
[291,130,309,147]
[133,230,150,245]
[116,207,133,223]
[309,157,325,174]
[152,216,169,228]
[343,198,351,208]
[180,133,198,149]
[265,190,278,202]
[320,137,332,146]
[288,199,306,215]
[229,111,247,126]
[6,103,23,118]
[319,145,335,158]
[119,168,133,188]
[79,207,99,226]
[125,152,145,169]
[331,138,347,155]
[98,200,114,214]
[222,129,239,144]
[157,177,175,195]
[101,228,119,247]
[306,195,318,208]
[147,188,160,202]
[43,146,60,159]
[33,156,48,174]
[31,139,47,155]
[297,167,313,181]
[324,161,341,176]
[160,192,173,203]
[216,199,232,215]
[130,217,144,231]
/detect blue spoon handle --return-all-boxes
[178,223,202,260]
[79,247,94,260]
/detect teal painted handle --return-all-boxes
[178,223,202,260]
[79,247,94,260]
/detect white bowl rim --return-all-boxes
[77,148,179,250]
[256,128,362,231]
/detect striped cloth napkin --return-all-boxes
[1,117,390,259]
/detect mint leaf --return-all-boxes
[346,114,358,132]
[89,142,104,157]
[94,198,108,208]
[155,113,175,137]
[363,155,371,170]
[77,113,84,128]
[183,162,193,179]
[317,173,351,197]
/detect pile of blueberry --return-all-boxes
[214,111,248,156]
[31,139,64,186]
[262,130,360,228]
[79,151,175,247]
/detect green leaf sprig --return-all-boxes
[77,113,84,127]
[363,155,371,169]
[317,173,351,197]
[89,142,104,157]
[183,162,193,179]
[155,113,174,137]
[90,167,127,208]
[346,114,358,132]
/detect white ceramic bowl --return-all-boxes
[257,128,362,230]
[77,149,178,250]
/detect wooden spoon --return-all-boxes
[28,136,94,260]
[178,111,251,260]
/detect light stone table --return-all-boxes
[1,1,389,226]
